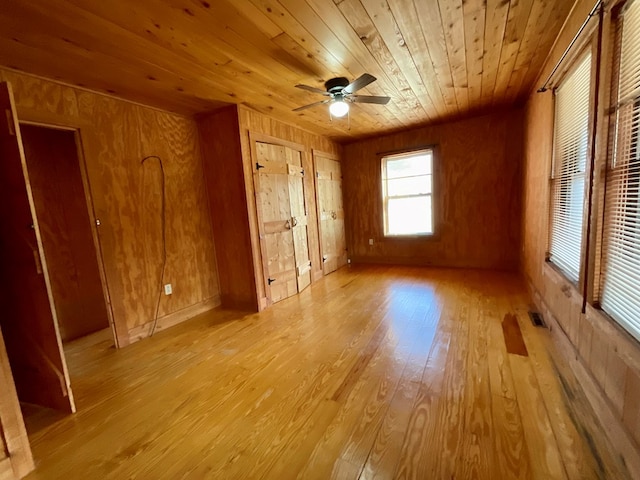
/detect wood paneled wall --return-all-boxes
[0,69,220,347]
[342,110,523,270]
[236,106,342,307]
[198,107,257,310]
[522,0,640,475]
[197,105,341,311]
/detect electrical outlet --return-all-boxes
[369,238,374,245]
[164,283,173,295]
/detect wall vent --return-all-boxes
[529,311,546,328]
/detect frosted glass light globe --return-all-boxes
[329,100,349,117]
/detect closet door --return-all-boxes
[314,151,347,275]
[254,143,298,303]
[286,149,312,293]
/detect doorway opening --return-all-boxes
[2,123,113,436]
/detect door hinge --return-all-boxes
[301,168,305,176]
[256,162,265,170]
[267,277,276,285]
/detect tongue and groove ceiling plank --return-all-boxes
[0,0,575,141]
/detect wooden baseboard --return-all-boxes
[127,296,221,344]
[528,282,640,479]
[220,294,258,312]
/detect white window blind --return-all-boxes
[549,51,592,282]
[600,0,640,342]
[382,150,433,236]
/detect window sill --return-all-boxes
[381,232,440,242]
[544,259,580,291]
[542,261,640,350]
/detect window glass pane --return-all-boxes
[599,0,640,342]
[387,196,433,235]
[386,153,432,179]
[387,175,432,196]
[549,51,591,282]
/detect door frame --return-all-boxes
[16,115,117,349]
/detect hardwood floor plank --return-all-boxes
[357,285,444,480]
[16,266,627,479]
[488,288,533,479]
[510,354,568,479]
[392,279,466,479]
[297,283,420,478]
[454,286,495,479]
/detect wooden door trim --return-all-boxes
[16,111,120,348]
[0,328,34,479]
[15,106,91,131]
[250,132,305,153]
[250,168,275,308]
[312,150,340,276]
[71,129,117,346]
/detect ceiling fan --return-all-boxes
[293,73,391,117]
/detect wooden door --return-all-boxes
[285,148,312,293]
[254,141,313,304]
[314,152,347,275]
[254,143,298,303]
[0,82,75,413]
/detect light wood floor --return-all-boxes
[22,265,629,479]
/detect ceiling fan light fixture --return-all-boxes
[329,100,349,117]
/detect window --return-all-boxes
[548,51,592,283]
[600,0,640,342]
[381,150,434,236]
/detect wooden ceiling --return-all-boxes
[0,0,575,141]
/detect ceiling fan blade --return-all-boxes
[350,95,391,105]
[344,73,377,94]
[295,84,330,95]
[292,99,331,112]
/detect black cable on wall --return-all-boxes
[141,155,167,337]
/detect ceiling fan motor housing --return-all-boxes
[325,77,350,93]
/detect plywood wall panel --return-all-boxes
[198,106,257,310]
[0,69,79,119]
[136,103,220,318]
[196,106,340,310]
[342,110,524,270]
[521,0,640,473]
[1,68,219,347]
